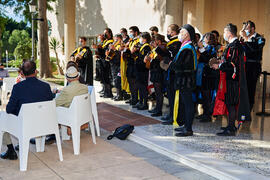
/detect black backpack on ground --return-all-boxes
[107,124,134,140]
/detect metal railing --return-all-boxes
[256,71,270,116]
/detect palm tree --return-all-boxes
[49,37,64,75]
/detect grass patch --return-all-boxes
[8,71,65,86]
[44,74,65,86]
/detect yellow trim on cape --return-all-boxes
[173,90,180,127]
[102,39,114,48]
[167,38,179,47]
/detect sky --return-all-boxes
[1,4,24,22]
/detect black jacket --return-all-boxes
[170,45,196,91]
[135,44,151,83]
[241,33,265,62]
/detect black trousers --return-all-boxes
[202,90,212,117]
[167,83,175,118]
[226,104,237,129]
[137,81,148,106]
[128,77,138,103]
[246,62,261,111]
[154,82,163,112]
[181,91,194,132]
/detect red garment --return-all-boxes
[213,71,228,115]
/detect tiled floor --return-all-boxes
[0,132,180,180]
[98,102,160,132]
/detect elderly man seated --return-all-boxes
[0,60,53,160]
[55,62,89,107]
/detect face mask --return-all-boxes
[167,34,172,40]
[97,38,101,43]
[104,33,108,39]
[139,38,144,45]
[178,34,185,43]
[151,32,154,36]
[129,33,134,39]
[245,30,250,36]
[79,42,82,47]
[223,33,229,42]
[121,33,125,37]
[203,41,207,47]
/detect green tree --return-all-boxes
[49,37,64,75]
[8,29,32,59]
[0,15,7,62]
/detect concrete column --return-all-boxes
[64,0,76,63]
[263,0,270,72]
[165,0,183,28]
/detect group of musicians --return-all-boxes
[69,21,265,137]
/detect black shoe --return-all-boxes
[45,135,56,145]
[216,129,236,136]
[132,102,142,108]
[0,149,18,160]
[30,138,36,144]
[114,96,123,101]
[161,114,170,121]
[195,114,204,119]
[148,108,157,113]
[161,120,173,125]
[220,126,237,131]
[15,145,19,151]
[174,127,185,132]
[125,100,131,104]
[151,112,162,117]
[123,94,131,100]
[175,131,193,137]
[103,94,113,98]
[137,104,148,110]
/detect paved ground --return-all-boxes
[0,128,218,180]
[94,80,270,178]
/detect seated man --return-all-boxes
[0,60,53,160]
[55,64,89,108]
[0,63,9,87]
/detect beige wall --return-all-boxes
[183,0,270,71]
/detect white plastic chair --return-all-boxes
[56,94,96,155]
[1,77,16,109]
[0,100,63,171]
[88,86,100,136]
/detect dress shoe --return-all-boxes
[173,122,185,131]
[195,114,204,119]
[137,104,148,110]
[220,126,237,131]
[151,112,162,117]
[148,108,157,113]
[45,135,56,145]
[30,138,36,144]
[125,99,131,104]
[114,96,123,101]
[161,119,173,125]
[103,94,113,98]
[132,102,142,108]
[175,131,193,137]
[15,145,19,151]
[0,149,18,160]
[216,128,236,136]
[123,94,131,100]
[161,114,170,121]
